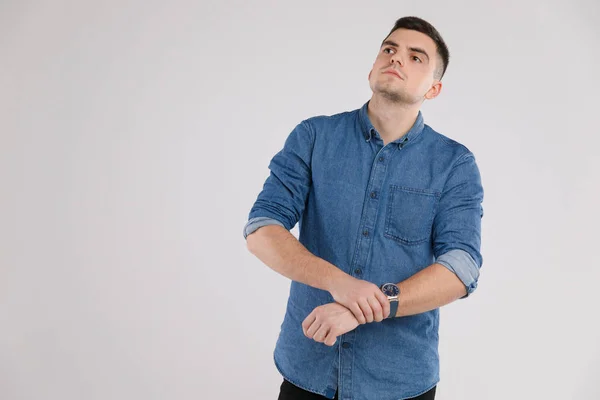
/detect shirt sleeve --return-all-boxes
[243,217,285,239]
[243,120,315,240]
[432,151,484,298]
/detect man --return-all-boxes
[243,16,484,400]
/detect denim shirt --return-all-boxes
[243,100,484,400]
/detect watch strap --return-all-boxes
[388,299,399,319]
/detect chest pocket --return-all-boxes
[384,185,441,245]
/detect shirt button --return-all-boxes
[354,268,362,275]
[378,156,384,162]
[342,342,351,349]
[362,230,369,236]
[370,191,377,198]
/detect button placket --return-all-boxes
[343,143,393,400]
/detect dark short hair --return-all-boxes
[382,16,450,81]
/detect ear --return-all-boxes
[424,81,442,100]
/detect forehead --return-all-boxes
[383,28,436,52]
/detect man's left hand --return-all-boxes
[302,302,360,346]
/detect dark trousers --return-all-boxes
[278,379,436,400]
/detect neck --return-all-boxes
[367,95,420,145]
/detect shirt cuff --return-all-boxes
[435,249,480,298]
[243,217,286,239]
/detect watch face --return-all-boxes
[381,283,399,297]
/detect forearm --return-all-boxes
[246,225,346,291]
[393,263,467,317]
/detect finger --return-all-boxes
[306,320,321,339]
[375,290,391,318]
[367,296,383,322]
[302,312,316,336]
[324,330,338,346]
[313,325,330,343]
[350,303,366,325]
[359,299,374,323]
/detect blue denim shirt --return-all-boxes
[243,100,484,400]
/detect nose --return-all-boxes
[390,53,403,66]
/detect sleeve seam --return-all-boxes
[440,150,473,196]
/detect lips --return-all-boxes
[384,69,403,79]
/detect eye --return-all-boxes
[383,47,394,54]
[412,56,422,63]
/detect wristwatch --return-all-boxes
[380,283,400,319]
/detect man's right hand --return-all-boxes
[328,274,391,324]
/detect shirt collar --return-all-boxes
[358,100,425,145]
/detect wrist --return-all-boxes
[324,265,352,293]
[380,283,400,319]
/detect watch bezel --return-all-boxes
[381,282,400,297]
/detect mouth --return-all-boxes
[383,70,403,80]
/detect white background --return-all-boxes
[1,0,599,399]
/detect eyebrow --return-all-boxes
[381,40,430,62]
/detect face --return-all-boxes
[368,28,442,105]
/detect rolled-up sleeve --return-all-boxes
[243,217,285,239]
[243,120,315,240]
[432,151,484,298]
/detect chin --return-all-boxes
[375,87,404,102]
